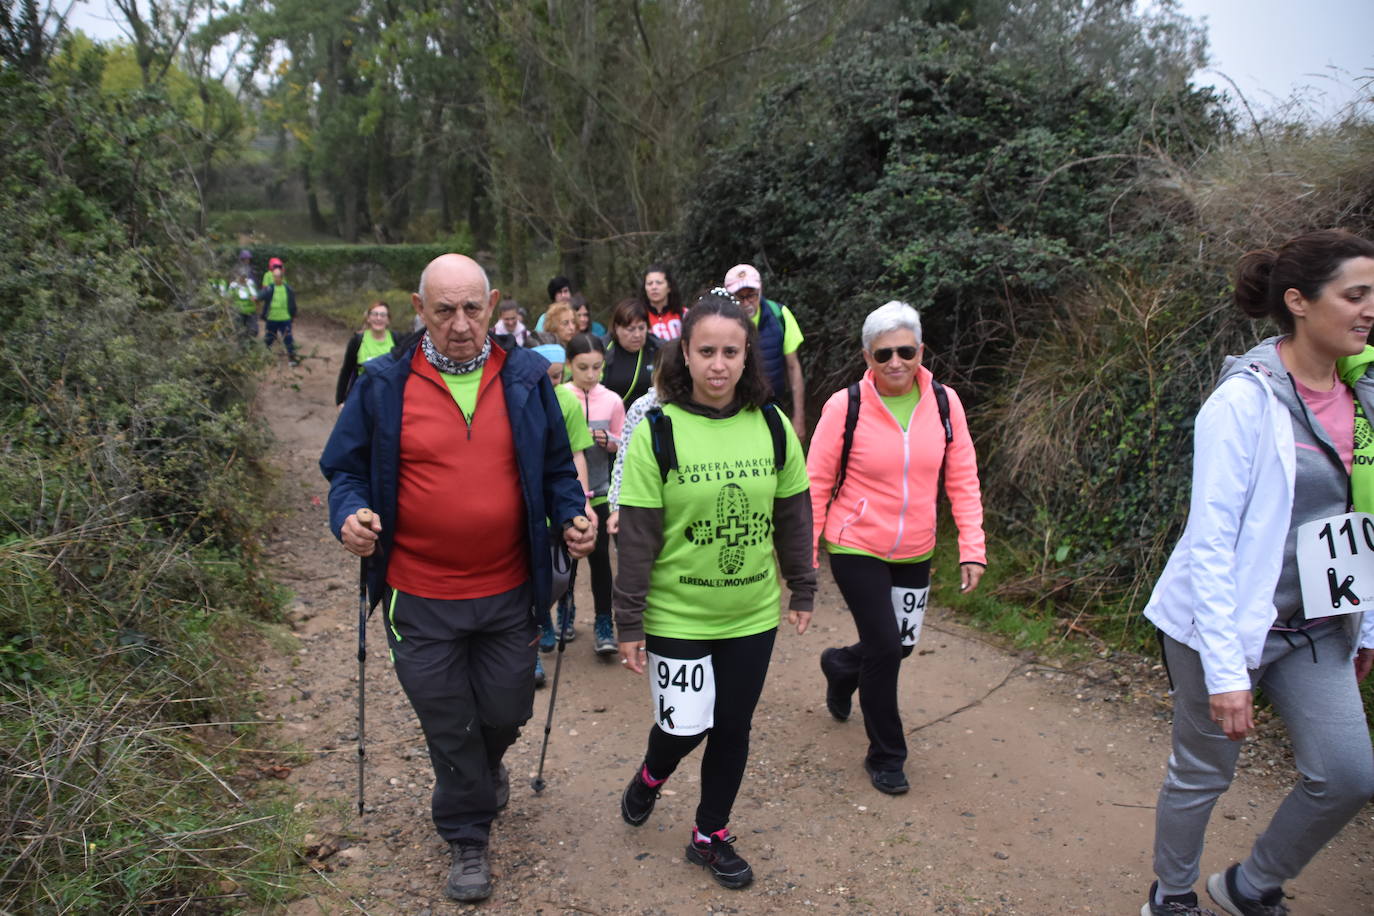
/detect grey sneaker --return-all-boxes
[445,841,491,901]
[1207,865,1289,916]
[1142,881,1221,915]
[593,615,617,655]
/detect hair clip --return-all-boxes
[708,286,739,304]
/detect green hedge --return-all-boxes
[224,243,456,294]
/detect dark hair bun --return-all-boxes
[1233,248,1278,319]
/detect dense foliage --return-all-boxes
[673,18,1223,393]
[0,32,296,912]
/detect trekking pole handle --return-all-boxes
[356,507,375,526]
[571,515,590,531]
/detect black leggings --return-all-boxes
[642,627,776,834]
[826,553,930,771]
[588,502,612,617]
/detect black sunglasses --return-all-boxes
[872,345,918,363]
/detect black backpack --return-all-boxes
[646,402,788,483]
[826,380,952,511]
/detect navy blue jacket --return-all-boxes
[319,336,585,614]
[758,298,790,404]
[257,282,298,321]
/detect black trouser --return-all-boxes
[588,502,612,618]
[385,583,536,844]
[263,319,296,358]
[826,553,931,771]
[642,627,776,835]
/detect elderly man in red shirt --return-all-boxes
[321,253,594,902]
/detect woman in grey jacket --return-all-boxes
[1141,230,1374,916]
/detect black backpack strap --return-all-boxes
[646,407,676,483]
[931,379,953,444]
[932,378,953,480]
[827,382,862,510]
[761,401,788,473]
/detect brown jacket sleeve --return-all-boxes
[611,505,663,642]
[773,490,816,612]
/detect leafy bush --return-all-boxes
[672,19,1224,395]
[0,42,299,911]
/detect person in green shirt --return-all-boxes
[257,256,300,365]
[613,290,816,891]
[530,343,592,685]
[336,301,396,407]
[723,263,807,439]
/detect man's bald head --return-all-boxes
[412,254,501,362]
[418,253,491,304]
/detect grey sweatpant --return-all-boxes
[1153,620,1374,892]
[385,583,537,844]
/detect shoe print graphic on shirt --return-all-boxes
[683,483,774,575]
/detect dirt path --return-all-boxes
[251,316,1373,915]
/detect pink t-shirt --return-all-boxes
[1293,375,1355,474]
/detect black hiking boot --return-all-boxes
[685,827,753,889]
[445,841,491,902]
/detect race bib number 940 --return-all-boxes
[1296,512,1374,616]
[892,585,929,647]
[646,652,715,736]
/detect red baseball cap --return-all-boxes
[268,257,284,269]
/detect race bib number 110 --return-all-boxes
[646,652,715,736]
[1295,511,1374,616]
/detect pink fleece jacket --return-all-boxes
[806,366,985,567]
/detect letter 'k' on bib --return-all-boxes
[892,586,929,647]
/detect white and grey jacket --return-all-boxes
[1144,337,1374,694]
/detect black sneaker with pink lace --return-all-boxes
[685,827,753,889]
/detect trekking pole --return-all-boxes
[532,515,590,794]
[355,507,374,817]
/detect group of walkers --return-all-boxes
[319,230,1374,914]
[221,248,302,364]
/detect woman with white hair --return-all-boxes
[805,300,986,794]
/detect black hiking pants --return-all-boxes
[385,583,536,844]
[642,627,776,835]
[825,553,931,772]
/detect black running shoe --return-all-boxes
[685,828,753,889]
[1142,881,1221,915]
[620,763,662,826]
[820,647,854,721]
[1207,865,1289,916]
[864,759,910,795]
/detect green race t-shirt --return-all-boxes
[879,386,920,431]
[618,403,809,639]
[357,330,394,369]
[556,384,594,452]
[440,367,484,420]
[264,283,291,321]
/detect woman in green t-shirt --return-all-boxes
[613,290,816,890]
[335,301,396,407]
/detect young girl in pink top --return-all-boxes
[564,333,626,655]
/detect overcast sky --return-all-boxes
[1177,0,1373,117]
[66,1,1373,118]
